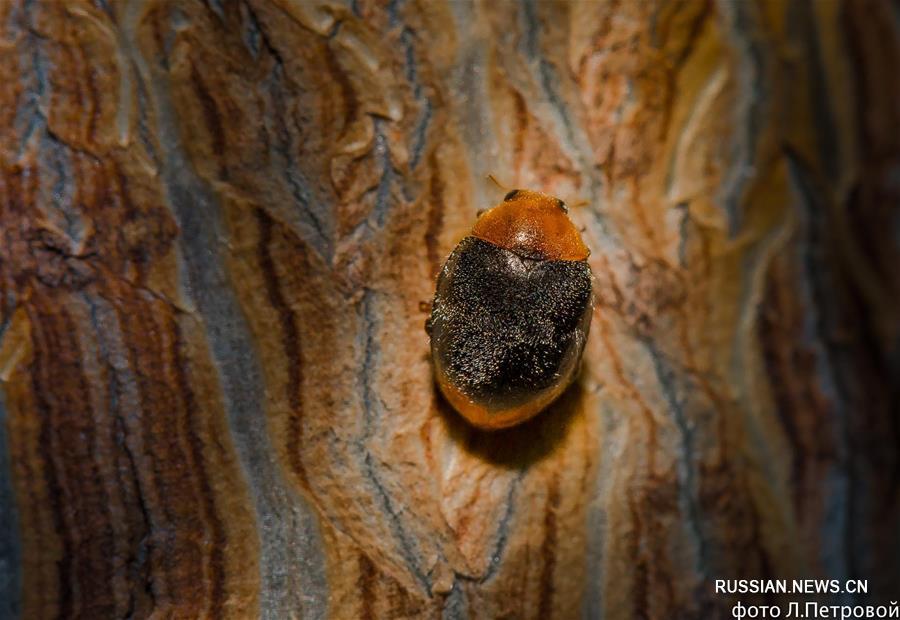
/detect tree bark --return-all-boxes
[1,0,898,618]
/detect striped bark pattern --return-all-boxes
[0,1,898,618]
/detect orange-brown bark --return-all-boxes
[0,1,897,618]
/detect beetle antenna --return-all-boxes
[486,174,510,191]
[566,198,589,209]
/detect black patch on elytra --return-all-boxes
[429,236,592,409]
[504,189,520,201]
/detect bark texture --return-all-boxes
[1,0,898,618]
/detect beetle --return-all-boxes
[426,188,593,430]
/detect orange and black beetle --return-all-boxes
[426,189,593,430]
